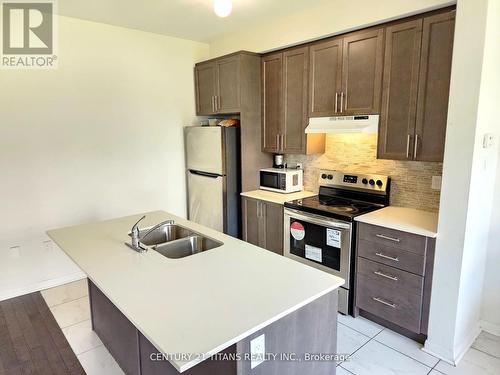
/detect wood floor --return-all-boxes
[0,292,85,375]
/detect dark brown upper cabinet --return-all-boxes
[195,62,217,116]
[378,10,455,162]
[415,11,455,162]
[378,19,423,160]
[262,47,325,155]
[309,29,384,117]
[342,29,384,115]
[195,55,241,115]
[262,52,282,153]
[309,39,343,117]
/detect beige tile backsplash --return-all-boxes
[286,134,443,212]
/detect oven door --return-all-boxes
[283,208,352,289]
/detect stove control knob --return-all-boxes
[321,173,327,179]
[362,178,368,185]
[327,174,334,180]
[369,179,375,186]
[376,180,383,187]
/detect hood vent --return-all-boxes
[305,115,379,134]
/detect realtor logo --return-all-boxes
[1,0,57,68]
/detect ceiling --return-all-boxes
[57,0,323,44]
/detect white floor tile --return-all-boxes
[429,371,445,375]
[375,329,439,367]
[337,314,384,338]
[338,323,371,356]
[341,340,431,375]
[77,346,124,375]
[50,296,90,328]
[337,366,356,375]
[472,331,500,359]
[435,348,500,375]
[42,278,88,307]
[62,319,103,355]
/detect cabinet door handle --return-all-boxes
[281,134,285,152]
[406,134,411,159]
[212,96,216,112]
[414,134,419,159]
[217,95,221,111]
[376,234,400,243]
[340,92,344,113]
[276,134,280,151]
[335,92,338,113]
[373,297,397,308]
[375,252,399,262]
[374,271,399,281]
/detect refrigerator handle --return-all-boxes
[189,170,221,178]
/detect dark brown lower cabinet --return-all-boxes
[354,223,436,342]
[89,280,338,375]
[242,197,284,255]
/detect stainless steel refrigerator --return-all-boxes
[185,126,240,238]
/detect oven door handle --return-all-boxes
[284,208,352,230]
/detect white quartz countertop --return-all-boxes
[241,189,316,205]
[355,206,439,238]
[47,211,344,373]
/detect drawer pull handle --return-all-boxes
[375,252,399,262]
[373,297,397,308]
[376,234,400,242]
[374,271,399,281]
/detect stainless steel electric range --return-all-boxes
[284,170,391,315]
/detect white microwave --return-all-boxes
[260,168,303,193]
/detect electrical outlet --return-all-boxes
[250,334,266,369]
[483,133,495,149]
[9,245,21,258]
[43,240,53,252]
[431,176,442,191]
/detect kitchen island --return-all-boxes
[48,211,344,374]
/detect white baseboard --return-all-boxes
[480,320,500,336]
[423,322,482,366]
[0,271,86,302]
[453,323,482,364]
[423,340,455,365]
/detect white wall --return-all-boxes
[0,16,209,244]
[425,0,499,364]
[209,0,454,56]
[480,0,500,336]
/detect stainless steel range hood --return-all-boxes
[305,115,379,134]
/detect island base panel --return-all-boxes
[89,280,141,375]
[90,280,338,374]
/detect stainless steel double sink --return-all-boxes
[131,222,223,259]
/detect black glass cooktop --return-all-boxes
[284,195,385,221]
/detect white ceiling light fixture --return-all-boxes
[214,0,232,17]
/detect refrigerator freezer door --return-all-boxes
[188,171,225,232]
[185,127,224,175]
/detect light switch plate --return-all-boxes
[431,176,442,191]
[250,334,266,369]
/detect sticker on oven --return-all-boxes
[290,221,305,241]
[326,228,342,248]
[305,244,322,263]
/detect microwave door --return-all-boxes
[260,171,280,190]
